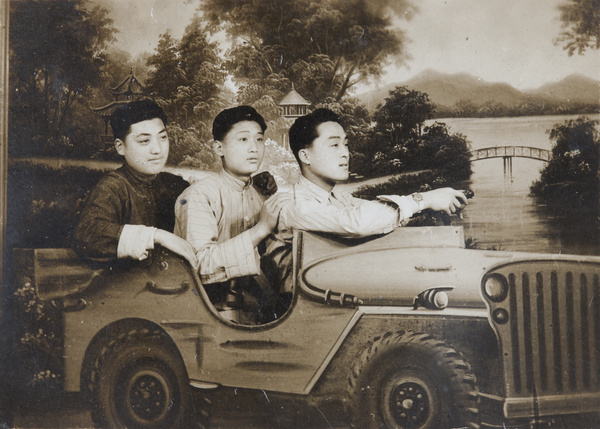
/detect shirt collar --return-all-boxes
[122,163,156,186]
[297,176,334,204]
[219,169,253,192]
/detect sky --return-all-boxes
[93,0,600,91]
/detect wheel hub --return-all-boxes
[390,381,430,427]
[127,370,170,422]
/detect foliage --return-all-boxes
[245,88,293,143]
[366,86,436,177]
[361,88,472,181]
[146,17,228,135]
[418,122,473,182]
[146,33,186,101]
[9,1,116,157]
[531,116,599,217]
[11,280,63,393]
[7,162,107,250]
[373,86,434,142]
[434,99,599,119]
[201,0,416,102]
[259,138,300,186]
[91,47,152,110]
[352,171,440,200]
[167,124,220,170]
[555,0,600,55]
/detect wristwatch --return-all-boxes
[411,192,425,212]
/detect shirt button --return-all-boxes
[244,216,250,222]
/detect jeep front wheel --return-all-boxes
[347,331,479,429]
[90,328,196,429]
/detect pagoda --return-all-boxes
[279,84,311,150]
[279,83,310,119]
[91,69,147,145]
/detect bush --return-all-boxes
[7,162,107,250]
[531,116,599,218]
[259,138,300,187]
[10,280,63,395]
[352,171,439,200]
[167,124,220,170]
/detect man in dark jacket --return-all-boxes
[74,100,197,267]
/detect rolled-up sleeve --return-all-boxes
[174,187,260,284]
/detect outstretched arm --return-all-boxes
[279,193,399,238]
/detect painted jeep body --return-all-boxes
[16,226,600,428]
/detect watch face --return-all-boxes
[412,192,423,202]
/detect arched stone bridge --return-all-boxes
[471,146,551,162]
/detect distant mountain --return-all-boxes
[356,70,599,111]
[526,74,600,105]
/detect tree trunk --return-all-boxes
[335,62,357,101]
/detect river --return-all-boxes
[431,114,600,256]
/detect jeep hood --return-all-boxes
[297,228,536,308]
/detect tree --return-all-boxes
[555,0,600,55]
[531,117,599,217]
[200,0,416,102]
[422,122,472,182]
[536,117,599,187]
[146,17,226,135]
[9,1,116,156]
[146,33,187,102]
[373,86,434,145]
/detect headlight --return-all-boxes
[432,291,449,309]
[413,287,452,310]
[483,274,508,302]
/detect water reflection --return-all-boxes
[437,115,599,255]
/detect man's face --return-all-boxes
[115,118,169,176]
[302,121,349,188]
[216,120,265,181]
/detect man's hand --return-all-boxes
[422,188,468,215]
[250,192,291,246]
[154,229,198,269]
[253,171,278,196]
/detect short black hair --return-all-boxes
[212,106,267,142]
[110,99,168,141]
[288,108,342,162]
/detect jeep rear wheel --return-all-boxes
[347,331,479,429]
[90,328,198,429]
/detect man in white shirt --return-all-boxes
[264,108,468,293]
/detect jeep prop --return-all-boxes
[13,225,600,429]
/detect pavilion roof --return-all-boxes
[90,101,130,117]
[279,86,310,106]
[110,70,145,96]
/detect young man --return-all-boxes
[74,100,197,267]
[265,108,468,291]
[174,106,287,322]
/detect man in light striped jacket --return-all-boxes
[174,106,288,323]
